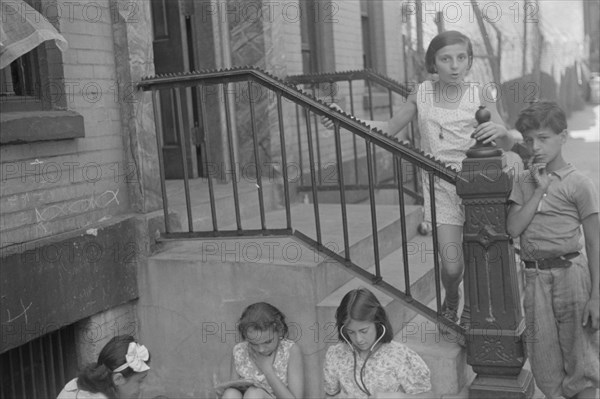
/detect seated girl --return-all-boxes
[324,288,431,398]
[57,334,151,399]
[219,302,304,399]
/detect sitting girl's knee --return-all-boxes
[221,388,243,399]
[243,387,269,399]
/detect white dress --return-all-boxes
[416,80,480,226]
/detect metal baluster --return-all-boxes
[396,157,411,296]
[223,84,242,231]
[349,80,359,184]
[304,107,322,244]
[151,89,170,233]
[197,84,218,231]
[366,80,377,185]
[248,81,266,230]
[311,85,323,185]
[174,87,194,232]
[429,172,442,312]
[366,140,381,279]
[276,92,292,230]
[295,104,304,187]
[333,121,350,260]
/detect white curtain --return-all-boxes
[0,0,68,69]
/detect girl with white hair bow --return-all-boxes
[57,335,151,399]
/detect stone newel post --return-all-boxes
[456,144,534,398]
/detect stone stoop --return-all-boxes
[140,236,334,399]
[141,180,435,398]
[139,203,425,399]
[218,202,424,301]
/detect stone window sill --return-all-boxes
[0,110,85,144]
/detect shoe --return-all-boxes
[459,308,471,331]
[441,300,458,323]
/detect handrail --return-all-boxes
[284,69,421,198]
[286,68,415,98]
[139,67,460,184]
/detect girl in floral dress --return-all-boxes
[221,302,304,399]
[323,288,431,398]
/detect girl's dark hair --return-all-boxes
[238,302,289,340]
[425,30,473,74]
[77,335,150,398]
[335,288,393,343]
[515,101,567,135]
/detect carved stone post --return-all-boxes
[456,146,534,399]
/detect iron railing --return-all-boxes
[285,70,421,201]
[139,66,464,339]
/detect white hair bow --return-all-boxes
[113,342,150,373]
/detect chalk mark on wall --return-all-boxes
[5,299,32,324]
[34,189,120,234]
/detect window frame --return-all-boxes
[0,0,85,145]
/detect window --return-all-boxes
[0,0,84,144]
[1,50,40,97]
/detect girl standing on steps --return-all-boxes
[323,288,431,398]
[218,302,304,399]
[323,31,516,327]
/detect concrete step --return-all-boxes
[213,202,424,302]
[165,179,280,232]
[396,308,473,398]
[144,201,427,398]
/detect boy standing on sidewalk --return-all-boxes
[507,101,599,399]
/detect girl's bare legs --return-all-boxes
[243,387,272,399]
[221,388,243,399]
[436,224,465,323]
[574,388,599,399]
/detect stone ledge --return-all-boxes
[0,110,85,144]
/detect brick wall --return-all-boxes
[0,0,130,248]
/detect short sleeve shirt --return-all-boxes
[323,341,431,398]
[57,379,108,399]
[509,164,599,260]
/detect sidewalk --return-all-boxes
[565,104,600,194]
